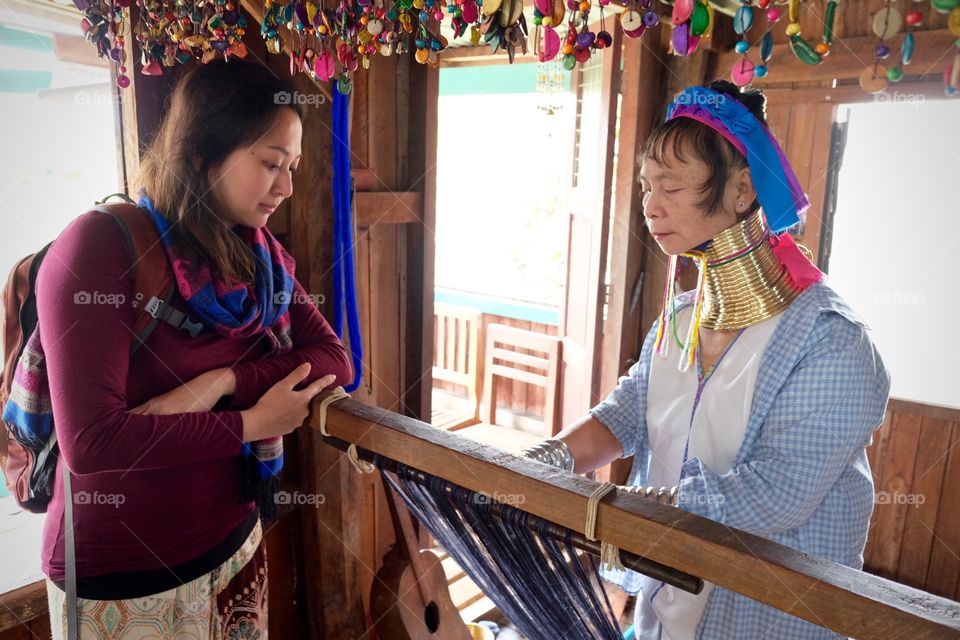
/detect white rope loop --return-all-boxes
[585,482,625,572]
[315,386,374,474]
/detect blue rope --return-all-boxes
[331,90,363,392]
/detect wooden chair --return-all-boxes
[458,324,562,453]
[430,303,482,431]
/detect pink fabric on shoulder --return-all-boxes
[770,232,824,289]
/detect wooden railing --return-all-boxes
[315,396,960,640]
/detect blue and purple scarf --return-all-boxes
[139,195,296,519]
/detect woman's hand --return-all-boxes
[129,368,236,416]
[241,363,336,442]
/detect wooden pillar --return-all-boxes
[113,1,180,193]
[599,28,670,483]
[283,48,434,636]
[599,28,668,393]
[402,59,438,424]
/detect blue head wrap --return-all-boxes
[665,86,809,233]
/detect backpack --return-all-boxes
[0,198,202,513]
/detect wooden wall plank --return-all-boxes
[359,223,402,410]
[863,404,959,602]
[764,100,793,160]
[925,426,960,598]
[355,191,423,226]
[889,399,960,424]
[600,22,669,416]
[352,64,371,179]
[365,54,399,191]
[263,513,303,639]
[786,102,816,193]
[870,412,923,579]
[896,418,952,590]
[403,61,437,422]
[797,102,836,263]
[864,410,895,572]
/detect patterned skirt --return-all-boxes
[46,520,268,639]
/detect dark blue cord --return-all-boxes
[332,90,363,392]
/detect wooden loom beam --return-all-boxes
[311,396,960,639]
[325,434,704,594]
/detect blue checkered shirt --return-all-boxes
[591,282,891,639]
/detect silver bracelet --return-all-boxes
[621,484,679,506]
[520,438,575,472]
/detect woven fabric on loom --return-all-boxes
[383,462,623,640]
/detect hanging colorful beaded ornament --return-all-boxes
[728,0,838,87]
[938,0,960,95]
[75,0,131,87]
[671,0,713,57]
[68,0,960,97]
[785,0,838,65]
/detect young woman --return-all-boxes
[37,61,351,637]
[523,81,891,639]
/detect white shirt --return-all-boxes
[636,306,783,640]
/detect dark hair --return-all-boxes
[642,80,767,216]
[137,61,304,286]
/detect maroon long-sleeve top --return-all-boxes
[37,210,351,589]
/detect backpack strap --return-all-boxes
[63,462,78,640]
[93,203,203,351]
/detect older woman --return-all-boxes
[523,80,890,639]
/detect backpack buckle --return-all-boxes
[144,296,163,319]
[144,296,203,338]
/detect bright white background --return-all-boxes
[828,98,960,409]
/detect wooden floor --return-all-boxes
[454,423,543,453]
[430,391,479,431]
[434,545,497,623]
